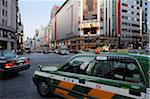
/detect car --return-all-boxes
[129,49,150,55]
[0,50,30,78]
[24,47,32,54]
[57,45,70,55]
[43,51,52,54]
[32,53,150,99]
[54,49,59,54]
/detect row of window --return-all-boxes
[122,22,140,27]
[122,10,140,16]
[0,30,15,39]
[122,28,140,33]
[121,35,132,38]
[122,16,140,21]
[1,19,7,25]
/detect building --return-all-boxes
[33,24,51,52]
[16,6,24,53]
[17,22,24,52]
[24,37,32,49]
[51,0,148,50]
[147,1,150,34]
[0,0,18,50]
[140,0,149,48]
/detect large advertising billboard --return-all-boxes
[83,0,97,21]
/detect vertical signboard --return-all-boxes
[83,0,97,21]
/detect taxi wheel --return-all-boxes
[37,81,50,97]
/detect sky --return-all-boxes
[19,0,65,40]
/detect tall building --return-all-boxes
[33,25,51,52]
[51,0,149,50]
[148,1,150,34]
[0,0,18,50]
[16,4,24,53]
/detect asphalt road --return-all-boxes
[0,53,74,99]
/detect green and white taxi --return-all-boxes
[32,53,150,99]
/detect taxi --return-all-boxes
[32,53,150,99]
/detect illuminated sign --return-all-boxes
[83,0,97,20]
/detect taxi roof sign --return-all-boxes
[96,56,107,60]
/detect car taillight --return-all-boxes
[24,60,30,64]
[3,63,15,68]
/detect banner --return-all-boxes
[83,0,97,20]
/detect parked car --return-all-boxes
[54,49,58,54]
[0,50,30,78]
[69,49,80,54]
[129,49,150,55]
[43,50,52,54]
[24,47,32,54]
[33,53,150,98]
[58,45,69,55]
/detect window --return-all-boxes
[5,1,7,7]
[122,3,128,7]
[5,20,7,25]
[113,61,126,80]
[125,63,141,83]
[59,56,95,74]
[93,61,113,79]
[122,16,128,19]
[93,59,142,83]
[2,9,5,16]
[122,9,127,13]
[2,0,5,6]
[122,22,130,26]
[0,30,3,37]
[3,30,7,37]
[2,19,4,24]
[5,11,7,17]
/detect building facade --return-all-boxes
[148,1,150,34]
[33,24,51,52]
[0,0,18,50]
[51,0,148,50]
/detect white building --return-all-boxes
[0,0,18,50]
[33,24,52,52]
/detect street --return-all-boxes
[0,53,73,99]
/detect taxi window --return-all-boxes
[93,60,142,83]
[93,61,113,79]
[59,56,94,74]
[125,63,141,83]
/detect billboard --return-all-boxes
[83,0,97,20]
